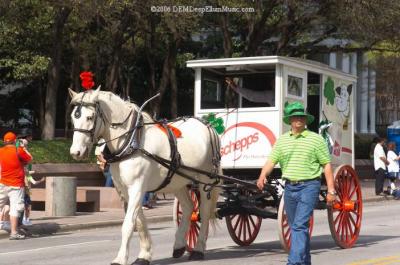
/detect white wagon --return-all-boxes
[174,56,362,252]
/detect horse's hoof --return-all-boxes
[172,247,186,258]
[111,263,122,265]
[188,251,204,260]
[131,258,150,265]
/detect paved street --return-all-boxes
[0,200,399,265]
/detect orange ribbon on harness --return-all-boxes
[156,124,182,138]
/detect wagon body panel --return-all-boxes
[188,56,357,170]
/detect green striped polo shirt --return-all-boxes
[269,129,331,181]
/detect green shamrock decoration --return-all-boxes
[324,77,335,105]
[202,113,225,135]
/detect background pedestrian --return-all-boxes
[0,131,32,239]
[373,137,389,196]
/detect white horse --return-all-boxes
[69,88,221,265]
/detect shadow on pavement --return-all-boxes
[152,234,399,264]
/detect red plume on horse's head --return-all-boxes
[80,71,95,90]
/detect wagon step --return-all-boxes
[216,204,277,219]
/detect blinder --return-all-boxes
[71,99,102,143]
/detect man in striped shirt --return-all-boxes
[257,101,336,265]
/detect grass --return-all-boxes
[2,139,96,164]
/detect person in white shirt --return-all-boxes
[386,142,399,191]
[373,137,389,195]
[225,77,275,106]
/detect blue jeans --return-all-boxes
[142,192,153,206]
[284,179,321,265]
[103,169,114,187]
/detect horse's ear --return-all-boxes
[95,85,101,92]
[69,88,77,98]
[347,84,352,95]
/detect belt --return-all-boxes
[284,177,320,185]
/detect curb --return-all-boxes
[0,215,173,240]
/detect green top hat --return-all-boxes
[283,101,314,125]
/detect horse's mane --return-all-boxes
[71,90,154,124]
[99,91,154,124]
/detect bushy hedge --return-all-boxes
[2,139,96,164]
[355,134,375,159]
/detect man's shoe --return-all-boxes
[9,233,26,240]
[377,192,386,196]
[22,218,32,226]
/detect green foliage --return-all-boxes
[355,134,375,159]
[27,139,95,164]
[324,77,335,105]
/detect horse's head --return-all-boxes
[69,87,103,160]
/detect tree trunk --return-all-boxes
[145,17,158,114]
[65,36,81,137]
[244,0,278,56]
[220,14,233,57]
[106,8,132,93]
[170,56,177,118]
[42,6,71,140]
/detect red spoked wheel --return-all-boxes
[328,164,363,248]
[278,196,314,252]
[225,188,262,246]
[225,213,262,246]
[173,189,203,252]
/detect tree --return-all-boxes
[42,4,71,140]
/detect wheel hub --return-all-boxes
[333,200,355,211]
[191,212,199,222]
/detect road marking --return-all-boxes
[348,256,400,265]
[0,240,111,256]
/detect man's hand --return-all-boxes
[225,77,234,88]
[326,192,336,206]
[257,175,266,190]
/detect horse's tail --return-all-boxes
[208,168,222,230]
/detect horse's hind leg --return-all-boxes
[172,188,193,258]
[112,184,144,265]
[189,184,214,260]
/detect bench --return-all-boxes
[31,163,105,187]
[31,187,100,212]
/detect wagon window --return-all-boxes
[287,75,303,98]
[240,74,275,107]
[201,70,238,109]
[201,79,225,109]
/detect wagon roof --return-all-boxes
[187,56,357,82]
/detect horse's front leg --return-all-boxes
[134,207,152,264]
[172,188,193,258]
[111,184,144,265]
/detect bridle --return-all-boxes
[71,93,104,144]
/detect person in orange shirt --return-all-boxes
[0,131,32,240]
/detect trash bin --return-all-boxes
[387,121,400,154]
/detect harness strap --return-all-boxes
[103,114,141,163]
[148,122,181,192]
[138,148,220,195]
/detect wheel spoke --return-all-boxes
[232,215,240,231]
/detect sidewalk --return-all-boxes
[0,179,395,239]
